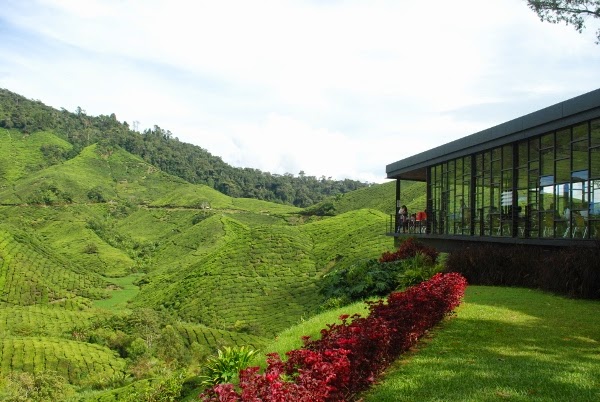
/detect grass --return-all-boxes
[93,273,145,310]
[361,285,600,402]
[249,300,371,369]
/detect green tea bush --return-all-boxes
[0,371,73,402]
[122,371,185,402]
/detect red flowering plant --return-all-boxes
[379,237,439,263]
[199,272,467,402]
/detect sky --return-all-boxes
[1,0,600,184]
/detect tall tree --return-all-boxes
[526,1,600,43]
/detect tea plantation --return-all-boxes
[0,128,409,400]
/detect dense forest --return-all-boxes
[0,88,370,207]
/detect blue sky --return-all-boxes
[1,0,600,183]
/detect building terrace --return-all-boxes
[386,88,600,251]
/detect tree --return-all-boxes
[526,1,600,43]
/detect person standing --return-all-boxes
[398,205,408,233]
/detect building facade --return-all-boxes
[386,89,600,249]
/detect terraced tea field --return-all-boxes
[0,128,406,399]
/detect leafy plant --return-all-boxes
[199,346,258,388]
[379,237,439,263]
[396,252,443,289]
[320,240,442,307]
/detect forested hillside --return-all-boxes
[0,88,370,207]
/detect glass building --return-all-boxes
[386,88,600,249]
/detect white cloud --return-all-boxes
[1,0,600,184]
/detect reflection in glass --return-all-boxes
[591,119,600,147]
[573,123,588,141]
[556,158,570,183]
[555,128,570,159]
[572,140,588,172]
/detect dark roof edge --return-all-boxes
[386,88,600,178]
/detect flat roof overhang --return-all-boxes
[386,88,600,181]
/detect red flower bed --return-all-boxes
[200,272,467,402]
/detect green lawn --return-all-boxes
[362,286,600,402]
[92,273,145,310]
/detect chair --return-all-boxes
[416,211,427,233]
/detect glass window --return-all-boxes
[541,149,554,176]
[483,152,491,177]
[571,181,587,211]
[591,119,600,147]
[478,179,485,203]
[456,158,463,176]
[517,167,528,189]
[573,123,588,141]
[572,170,589,181]
[463,157,471,176]
[590,180,600,220]
[529,169,539,188]
[592,147,600,179]
[572,140,589,172]
[502,170,513,190]
[541,133,554,149]
[503,145,513,169]
[540,184,555,211]
[556,128,570,159]
[475,154,483,177]
[556,158,570,183]
[492,160,501,182]
[556,183,570,219]
[529,137,540,161]
[518,141,528,168]
[492,147,501,161]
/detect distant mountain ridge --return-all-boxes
[0,88,370,207]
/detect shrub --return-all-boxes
[83,242,99,254]
[123,370,185,402]
[126,337,149,360]
[200,273,468,401]
[320,242,442,306]
[320,259,403,303]
[379,237,439,263]
[0,371,73,402]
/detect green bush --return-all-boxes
[199,346,257,387]
[320,249,443,307]
[396,252,443,289]
[0,371,73,402]
[126,337,149,360]
[122,371,185,402]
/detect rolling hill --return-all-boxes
[0,125,428,399]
